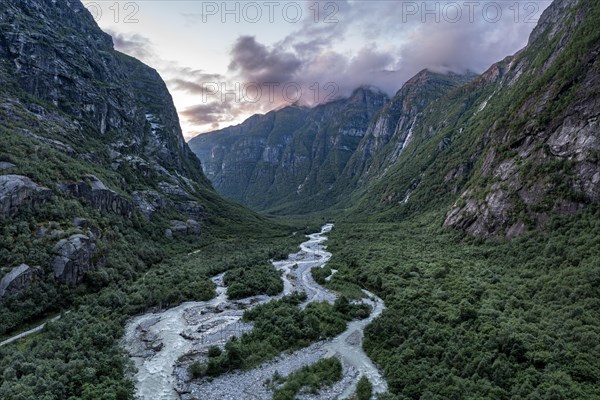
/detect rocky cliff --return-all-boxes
[189,87,389,213]
[190,71,474,214]
[0,0,259,317]
[346,0,599,238]
[440,0,599,237]
[335,70,476,199]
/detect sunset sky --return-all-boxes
[88,0,551,140]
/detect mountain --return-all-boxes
[192,0,598,238]
[0,0,268,334]
[189,73,474,214]
[352,0,599,238]
[189,87,389,213]
[329,69,477,205]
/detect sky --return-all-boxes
[86,0,551,140]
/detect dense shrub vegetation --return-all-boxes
[189,293,370,377]
[224,264,284,299]
[327,208,600,399]
[0,233,302,400]
[266,357,343,400]
[353,376,373,400]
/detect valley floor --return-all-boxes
[124,225,388,400]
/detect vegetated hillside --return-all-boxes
[335,70,477,195]
[327,207,600,400]
[353,0,599,239]
[189,87,389,214]
[318,0,600,398]
[0,0,281,335]
[0,1,303,398]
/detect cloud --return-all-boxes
[108,1,551,138]
[107,31,154,61]
[168,69,226,96]
[228,36,303,85]
[180,102,233,128]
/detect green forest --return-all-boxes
[0,230,303,400]
[268,357,343,400]
[224,263,284,299]
[323,207,600,399]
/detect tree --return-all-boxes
[355,376,373,400]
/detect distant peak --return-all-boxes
[348,85,388,103]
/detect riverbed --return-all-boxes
[123,224,387,399]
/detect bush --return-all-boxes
[355,376,373,400]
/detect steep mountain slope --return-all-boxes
[0,0,270,334]
[189,87,389,213]
[353,0,599,238]
[319,3,600,398]
[342,70,476,184]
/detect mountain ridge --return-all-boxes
[190,70,475,214]
[191,0,599,240]
[189,85,390,213]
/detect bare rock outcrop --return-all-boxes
[0,264,40,299]
[0,174,52,217]
[57,175,133,218]
[167,220,202,239]
[52,234,100,285]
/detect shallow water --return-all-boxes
[123,224,387,399]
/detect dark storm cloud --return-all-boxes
[268,0,552,97]
[180,102,233,127]
[168,69,226,96]
[228,36,303,85]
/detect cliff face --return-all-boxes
[338,70,476,193]
[0,0,207,186]
[347,0,599,238]
[0,0,230,239]
[0,0,256,308]
[191,70,475,214]
[441,0,599,237]
[190,87,389,213]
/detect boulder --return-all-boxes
[170,220,190,235]
[0,264,39,299]
[169,219,202,236]
[132,190,170,220]
[0,175,53,217]
[187,219,201,235]
[0,162,16,170]
[72,217,90,229]
[57,175,133,218]
[52,234,99,285]
[72,218,100,239]
[36,226,49,239]
[158,182,192,198]
[173,201,205,220]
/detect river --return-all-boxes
[123,224,388,399]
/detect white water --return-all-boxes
[124,224,387,399]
